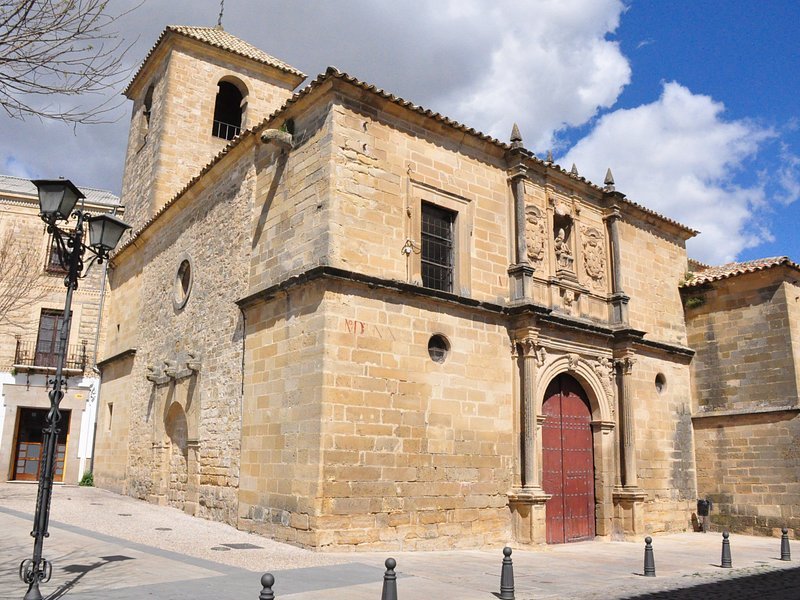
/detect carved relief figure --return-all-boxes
[525,205,546,264]
[562,288,575,313]
[592,356,615,416]
[554,228,574,270]
[567,353,581,372]
[582,227,606,289]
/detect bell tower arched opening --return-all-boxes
[212,79,247,140]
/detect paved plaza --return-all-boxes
[0,482,798,599]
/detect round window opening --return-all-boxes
[428,334,450,363]
[655,373,667,395]
[173,259,193,310]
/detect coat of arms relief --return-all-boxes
[524,205,546,265]
[582,226,606,291]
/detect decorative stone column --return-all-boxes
[508,333,550,544]
[604,207,630,324]
[508,164,535,301]
[520,337,542,489]
[617,356,638,488]
[612,354,645,535]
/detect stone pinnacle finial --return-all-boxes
[510,123,523,149]
[570,163,579,177]
[545,150,553,164]
[604,168,615,191]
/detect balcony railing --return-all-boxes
[13,337,88,372]
[212,119,241,141]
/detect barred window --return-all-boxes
[46,234,67,273]
[421,202,455,292]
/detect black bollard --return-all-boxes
[721,531,732,568]
[381,558,398,600]
[781,528,791,561]
[259,573,275,600]
[499,546,515,600]
[643,536,656,577]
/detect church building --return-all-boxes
[93,25,798,549]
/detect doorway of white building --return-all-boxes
[11,407,70,482]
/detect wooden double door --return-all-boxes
[542,374,596,543]
[12,407,69,482]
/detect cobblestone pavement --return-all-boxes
[1,483,798,599]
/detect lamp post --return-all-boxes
[19,179,130,600]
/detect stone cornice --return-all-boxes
[236,265,695,359]
[96,348,137,370]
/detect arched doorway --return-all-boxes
[542,374,595,543]
[165,403,188,509]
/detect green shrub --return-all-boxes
[79,471,94,487]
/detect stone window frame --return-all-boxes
[173,253,194,311]
[407,180,473,296]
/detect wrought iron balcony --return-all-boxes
[212,119,241,141]
[13,337,88,373]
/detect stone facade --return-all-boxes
[0,175,120,484]
[93,26,796,550]
[684,262,800,536]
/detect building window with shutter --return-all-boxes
[35,309,65,368]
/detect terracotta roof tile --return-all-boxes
[124,26,304,95]
[682,256,798,287]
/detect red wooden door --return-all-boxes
[542,374,595,543]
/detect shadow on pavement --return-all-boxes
[621,565,800,599]
[45,555,134,600]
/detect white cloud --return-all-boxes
[0,0,632,194]
[437,0,631,149]
[775,142,800,205]
[561,82,774,263]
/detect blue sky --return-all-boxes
[611,1,800,262]
[1,0,797,264]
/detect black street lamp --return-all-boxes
[19,179,130,600]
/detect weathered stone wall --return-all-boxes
[787,279,800,395]
[317,282,512,550]
[686,272,796,412]
[632,352,697,533]
[240,279,514,550]
[93,354,133,493]
[327,96,510,303]
[122,37,299,232]
[238,282,327,547]
[97,145,254,523]
[619,218,689,346]
[694,412,800,535]
[248,99,334,295]
[686,270,800,535]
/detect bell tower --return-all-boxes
[120,26,305,232]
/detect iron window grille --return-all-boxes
[45,233,69,273]
[421,202,455,292]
